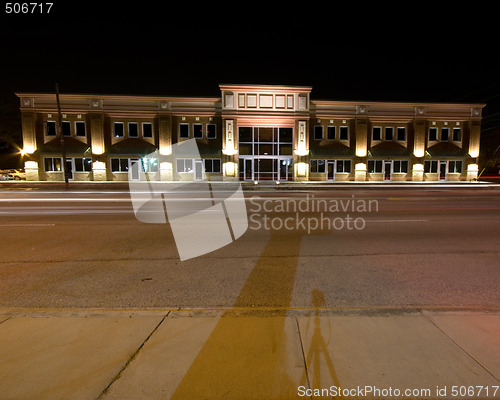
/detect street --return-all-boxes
[0,185,499,310]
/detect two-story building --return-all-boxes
[17,84,484,182]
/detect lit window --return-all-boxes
[44,157,62,172]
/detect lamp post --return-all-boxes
[55,83,69,185]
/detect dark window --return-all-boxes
[314,126,323,140]
[279,128,293,142]
[179,124,189,138]
[327,126,336,140]
[128,122,139,138]
[385,127,393,141]
[258,127,273,142]
[424,160,438,173]
[74,158,92,172]
[193,124,203,138]
[339,126,349,140]
[114,122,124,138]
[393,160,408,173]
[239,127,252,142]
[207,124,216,139]
[279,144,293,155]
[452,128,461,141]
[336,159,351,173]
[441,127,449,141]
[46,121,56,136]
[75,121,86,136]
[397,127,406,141]
[310,159,325,173]
[429,127,438,141]
[372,127,381,141]
[111,158,130,172]
[368,160,383,173]
[448,160,462,173]
[62,121,71,136]
[143,123,153,138]
[204,158,221,173]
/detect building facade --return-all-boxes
[17,84,484,182]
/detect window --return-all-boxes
[128,122,139,138]
[142,122,153,138]
[193,124,203,138]
[74,158,92,172]
[114,122,124,138]
[204,158,221,173]
[429,127,438,141]
[339,126,349,140]
[448,160,462,173]
[336,159,351,173]
[177,158,193,172]
[75,121,86,137]
[62,121,71,136]
[397,127,406,141]
[424,160,438,173]
[393,160,408,173]
[385,127,393,141]
[441,127,449,141]
[46,121,56,136]
[111,158,130,172]
[452,127,461,141]
[372,127,381,141]
[142,158,159,173]
[314,126,323,140]
[179,123,189,139]
[207,124,216,139]
[368,160,383,173]
[44,157,62,172]
[310,159,326,173]
[327,126,336,140]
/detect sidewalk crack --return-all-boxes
[295,316,312,398]
[420,310,500,383]
[96,311,170,399]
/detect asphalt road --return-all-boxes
[0,185,499,309]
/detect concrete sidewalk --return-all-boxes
[0,308,499,400]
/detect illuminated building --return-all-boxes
[17,84,484,182]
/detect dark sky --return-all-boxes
[1,2,499,132]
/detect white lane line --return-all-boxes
[364,219,428,222]
[0,223,56,226]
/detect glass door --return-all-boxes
[384,161,392,180]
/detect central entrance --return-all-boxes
[238,127,293,181]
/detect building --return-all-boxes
[17,84,484,182]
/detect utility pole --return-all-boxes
[55,83,69,185]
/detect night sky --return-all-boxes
[1,3,499,140]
